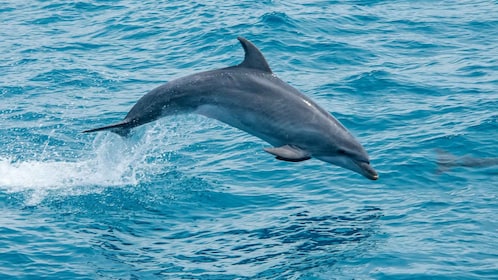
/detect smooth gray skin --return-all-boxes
[436,149,498,172]
[84,37,378,180]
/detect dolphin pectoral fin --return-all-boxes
[264,145,311,162]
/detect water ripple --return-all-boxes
[1,0,498,279]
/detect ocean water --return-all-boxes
[1,0,497,279]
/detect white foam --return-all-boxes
[0,118,214,205]
[0,159,123,189]
[0,130,169,205]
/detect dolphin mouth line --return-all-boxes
[356,161,379,180]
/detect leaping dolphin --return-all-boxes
[84,37,378,180]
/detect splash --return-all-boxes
[0,128,174,205]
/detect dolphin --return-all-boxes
[83,37,378,180]
[436,149,498,173]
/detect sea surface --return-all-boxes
[1,0,497,279]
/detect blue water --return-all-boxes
[1,0,497,279]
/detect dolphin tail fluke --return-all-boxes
[82,121,131,137]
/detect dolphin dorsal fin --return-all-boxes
[237,37,272,73]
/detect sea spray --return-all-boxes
[0,124,178,205]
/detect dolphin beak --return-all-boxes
[315,155,379,180]
[357,161,379,180]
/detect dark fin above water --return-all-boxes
[82,121,131,137]
[237,37,272,73]
[264,145,311,162]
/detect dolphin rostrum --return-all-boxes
[84,37,378,180]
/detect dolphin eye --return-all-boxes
[337,149,347,155]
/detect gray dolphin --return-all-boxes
[436,149,498,173]
[84,37,378,180]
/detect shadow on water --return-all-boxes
[235,206,383,279]
[75,204,383,279]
